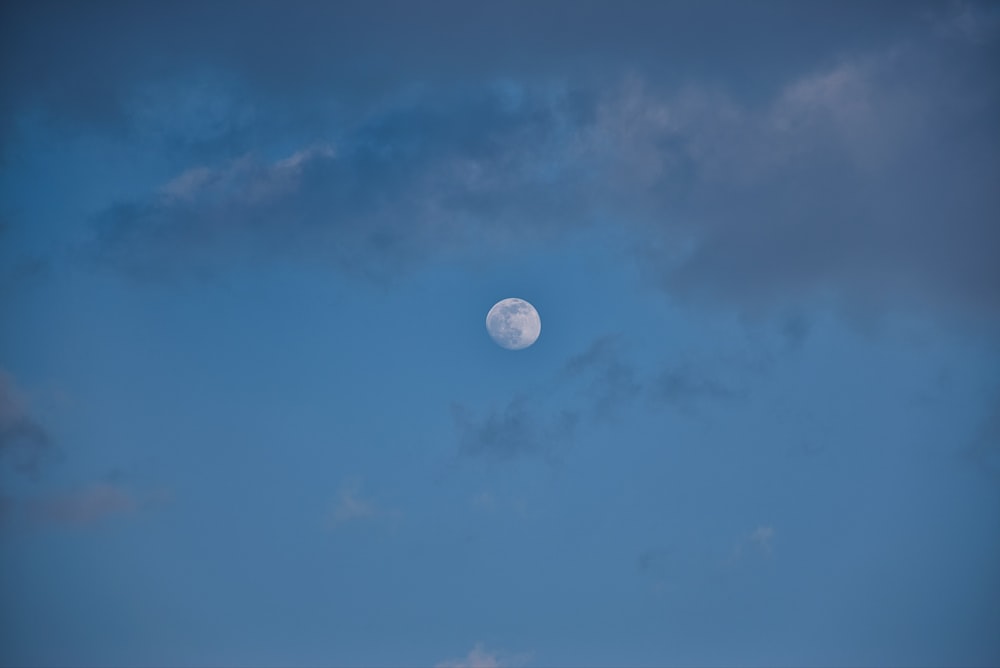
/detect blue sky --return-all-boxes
[1,2,999,666]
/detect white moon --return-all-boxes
[486,298,541,350]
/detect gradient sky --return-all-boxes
[2,2,999,667]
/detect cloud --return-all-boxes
[731,525,777,562]
[454,335,743,461]
[0,370,168,530]
[20,483,138,526]
[560,335,643,418]
[436,643,530,668]
[0,370,54,477]
[3,3,926,136]
[635,36,1000,326]
[87,20,999,327]
[651,367,745,411]
[5,4,993,330]
[436,644,500,668]
[962,395,1000,479]
[749,525,776,554]
[0,493,14,526]
[636,548,672,589]
[0,220,51,309]
[88,84,598,282]
[326,480,392,528]
[452,398,578,462]
[561,335,743,414]
[3,482,170,532]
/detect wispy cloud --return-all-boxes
[731,525,777,562]
[962,394,1000,480]
[452,398,578,462]
[326,479,393,528]
[560,335,643,419]
[563,335,745,414]
[651,367,745,412]
[21,483,138,526]
[436,643,530,668]
[749,525,776,554]
[82,19,1000,329]
[89,86,595,283]
[455,335,744,462]
[0,370,169,531]
[0,370,54,477]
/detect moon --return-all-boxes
[486,298,541,350]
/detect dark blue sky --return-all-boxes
[2,2,999,666]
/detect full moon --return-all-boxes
[486,298,541,350]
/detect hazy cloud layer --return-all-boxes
[1,3,936,135]
[70,11,1000,328]
[19,6,978,304]
[91,85,598,281]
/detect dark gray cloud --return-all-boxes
[632,24,1000,326]
[0,371,54,477]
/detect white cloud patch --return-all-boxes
[749,525,776,554]
[436,643,530,668]
[731,525,777,562]
[326,479,392,529]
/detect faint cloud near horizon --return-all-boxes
[436,643,531,668]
